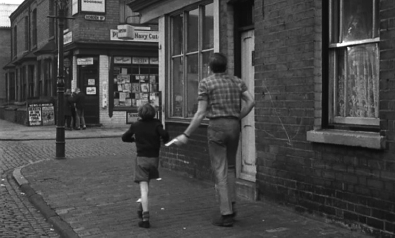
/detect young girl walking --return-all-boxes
[122,104,169,228]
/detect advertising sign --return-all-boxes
[27,103,55,126]
[81,0,105,13]
[28,104,42,126]
[110,29,159,43]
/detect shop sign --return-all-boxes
[85,14,105,21]
[132,57,149,64]
[110,29,159,42]
[77,58,94,65]
[126,112,139,124]
[81,0,105,13]
[114,57,131,64]
[150,58,158,65]
[64,31,72,45]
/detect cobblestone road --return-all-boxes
[0,138,131,237]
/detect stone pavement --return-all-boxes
[1,120,372,237]
[0,119,130,141]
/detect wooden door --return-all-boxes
[237,30,256,182]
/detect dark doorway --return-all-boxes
[78,66,100,125]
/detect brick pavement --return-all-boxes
[17,154,372,238]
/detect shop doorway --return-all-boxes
[237,29,256,182]
[78,67,99,125]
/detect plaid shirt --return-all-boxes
[198,73,248,119]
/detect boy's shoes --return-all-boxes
[212,214,234,227]
[82,126,86,130]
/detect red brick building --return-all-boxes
[2,0,159,126]
[128,0,395,236]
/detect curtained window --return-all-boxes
[329,0,379,126]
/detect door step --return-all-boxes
[236,179,258,201]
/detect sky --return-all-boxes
[0,0,24,4]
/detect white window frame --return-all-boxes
[328,0,380,126]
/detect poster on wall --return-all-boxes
[81,0,105,13]
[27,103,55,126]
[42,104,55,125]
[28,104,42,126]
[86,87,97,95]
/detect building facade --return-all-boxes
[128,0,395,236]
[2,0,159,126]
[0,3,19,106]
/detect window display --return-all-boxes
[113,56,159,109]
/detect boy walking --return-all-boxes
[122,104,169,228]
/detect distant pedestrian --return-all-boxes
[64,89,74,130]
[70,90,77,129]
[121,104,169,228]
[74,87,86,130]
[174,53,255,227]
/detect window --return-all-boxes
[28,65,35,98]
[112,57,159,109]
[328,0,379,126]
[21,66,26,101]
[24,16,29,51]
[44,60,52,96]
[13,26,17,57]
[169,3,214,118]
[32,9,37,47]
[9,73,15,101]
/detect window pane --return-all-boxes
[342,0,373,42]
[335,49,345,116]
[172,57,184,117]
[187,9,199,52]
[202,51,213,79]
[171,14,183,55]
[186,54,198,117]
[203,3,214,49]
[335,44,379,118]
[346,44,379,118]
[330,0,340,43]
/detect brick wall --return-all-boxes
[254,0,395,236]
[72,0,120,42]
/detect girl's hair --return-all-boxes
[138,104,156,120]
[209,53,227,73]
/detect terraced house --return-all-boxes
[2,0,159,126]
[127,0,395,237]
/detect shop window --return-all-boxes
[112,57,159,110]
[169,2,214,118]
[328,0,379,126]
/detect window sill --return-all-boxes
[306,129,386,150]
